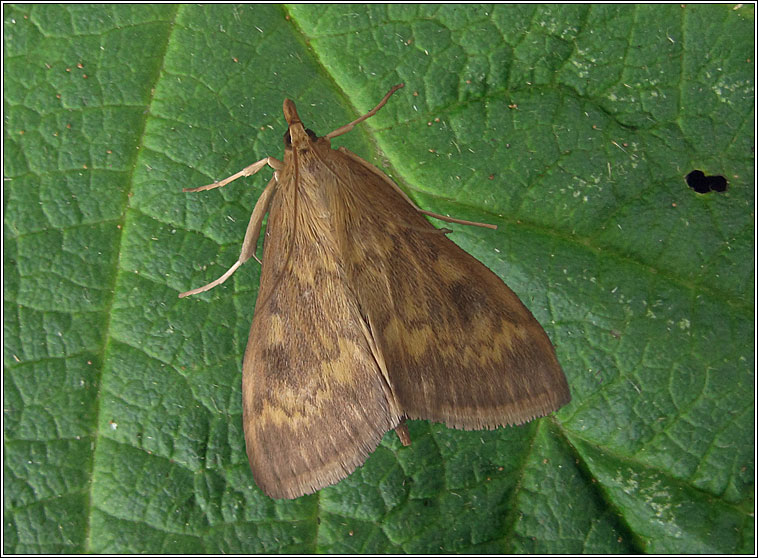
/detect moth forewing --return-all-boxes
[180,85,570,499]
[330,143,570,430]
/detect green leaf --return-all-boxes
[4,4,753,554]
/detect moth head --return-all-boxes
[282,99,321,151]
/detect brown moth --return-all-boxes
[179,84,570,499]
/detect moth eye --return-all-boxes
[283,131,292,148]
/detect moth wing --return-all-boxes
[242,186,400,499]
[336,148,570,430]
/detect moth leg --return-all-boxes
[179,176,278,298]
[183,157,283,192]
[325,84,405,140]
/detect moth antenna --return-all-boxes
[417,210,498,230]
[327,146,499,231]
[325,84,405,140]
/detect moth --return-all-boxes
[180,84,570,499]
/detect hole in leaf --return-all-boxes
[686,170,728,194]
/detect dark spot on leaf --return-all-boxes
[686,170,728,194]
